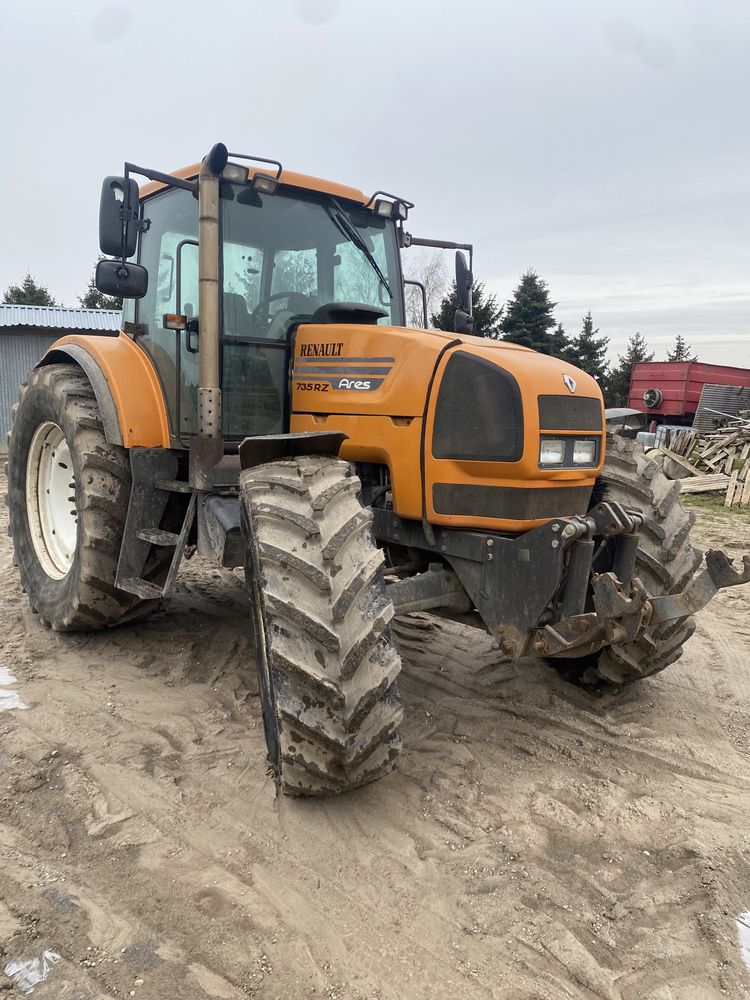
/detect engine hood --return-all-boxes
[291,323,605,530]
[292,323,603,419]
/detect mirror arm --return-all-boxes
[116,164,195,260]
[402,234,473,256]
[401,235,474,318]
[124,162,198,195]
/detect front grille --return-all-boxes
[538,395,602,431]
[433,483,593,520]
[433,352,523,462]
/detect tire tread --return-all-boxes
[241,454,402,796]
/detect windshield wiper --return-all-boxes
[326,199,393,301]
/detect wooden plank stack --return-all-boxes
[659,416,750,507]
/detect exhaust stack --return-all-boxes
[197,143,228,439]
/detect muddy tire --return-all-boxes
[568,432,703,686]
[6,364,167,630]
[240,455,403,796]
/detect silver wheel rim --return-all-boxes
[26,421,78,579]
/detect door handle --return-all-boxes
[185,319,199,354]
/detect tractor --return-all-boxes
[6,143,749,795]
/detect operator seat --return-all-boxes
[224,292,251,338]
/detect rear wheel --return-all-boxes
[565,433,702,686]
[6,364,169,630]
[240,454,403,796]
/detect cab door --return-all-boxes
[135,187,200,439]
[219,239,288,440]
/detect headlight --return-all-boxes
[540,439,566,465]
[573,440,597,465]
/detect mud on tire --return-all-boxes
[240,454,403,796]
[571,432,703,686]
[6,364,168,631]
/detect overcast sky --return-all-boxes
[2,0,748,364]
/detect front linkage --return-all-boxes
[374,503,750,661]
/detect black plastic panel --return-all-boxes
[433,352,523,461]
[432,483,592,520]
[538,395,602,431]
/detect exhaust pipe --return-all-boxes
[197,143,228,439]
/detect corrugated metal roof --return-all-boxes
[0,304,122,331]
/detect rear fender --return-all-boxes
[38,334,170,448]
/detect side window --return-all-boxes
[155,235,199,320]
[136,188,199,436]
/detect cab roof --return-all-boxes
[140,162,368,205]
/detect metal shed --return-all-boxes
[0,305,121,452]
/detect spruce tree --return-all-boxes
[431,280,503,338]
[666,333,695,362]
[2,272,58,306]
[549,322,571,359]
[501,270,560,353]
[607,332,654,407]
[568,311,609,383]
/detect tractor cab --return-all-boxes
[99,154,409,448]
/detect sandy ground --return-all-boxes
[1,474,750,1000]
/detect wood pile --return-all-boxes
[659,417,750,507]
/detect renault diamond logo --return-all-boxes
[562,374,577,393]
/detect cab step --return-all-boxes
[135,527,181,547]
[156,479,193,494]
[116,451,197,603]
[117,491,197,602]
[118,577,164,601]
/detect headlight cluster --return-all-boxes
[540,439,566,465]
[539,437,598,468]
[573,440,597,464]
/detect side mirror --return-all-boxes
[454,309,474,335]
[455,250,472,314]
[96,259,148,299]
[99,176,140,257]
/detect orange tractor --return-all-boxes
[7,144,748,795]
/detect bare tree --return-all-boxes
[403,251,447,328]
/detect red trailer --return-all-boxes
[628,360,750,424]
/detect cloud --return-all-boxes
[89,2,134,43]
[604,17,675,71]
[293,0,340,27]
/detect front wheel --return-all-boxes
[562,433,702,686]
[240,454,403,796]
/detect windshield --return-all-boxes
[219,182,404,340]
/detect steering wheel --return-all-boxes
[251,291,321,327]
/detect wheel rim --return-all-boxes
[26,421,78,579]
